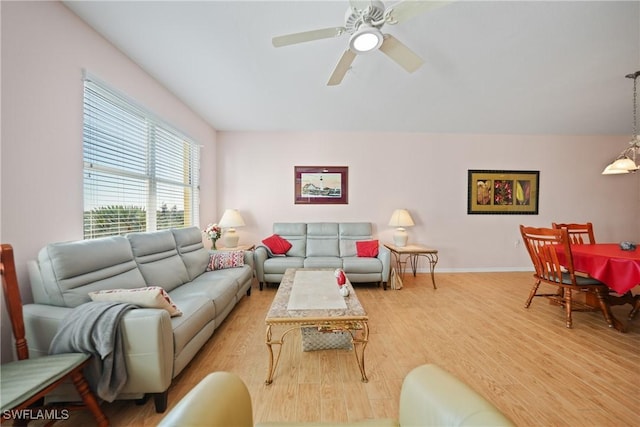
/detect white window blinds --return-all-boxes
[83,74,200,239]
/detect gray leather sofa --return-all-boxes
[254,222,390,290]
[25,226,253,412]
[158,364,515,426]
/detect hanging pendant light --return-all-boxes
[602,71,640,175]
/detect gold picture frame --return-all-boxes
[467,170,539,215]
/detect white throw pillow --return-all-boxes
[89,286,182,317]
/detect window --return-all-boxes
[83,74,200,239]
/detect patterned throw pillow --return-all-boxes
[207,250,245,271]
[88,286,182,317]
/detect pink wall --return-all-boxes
[1,1,639,363]
[0,1,217,362]
[217,131,640,270]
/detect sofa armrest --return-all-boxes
[377,244,391,283]
[253,246,269,282]
[158,372,253,427]
[243,249,254,269]
[23,303,174,394]
[22,303,72,356]
[398,365,514,427]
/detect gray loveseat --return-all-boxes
[24,226,253,412]
[254,222,390,290]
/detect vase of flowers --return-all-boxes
[203,223,222,249]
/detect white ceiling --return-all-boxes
[64,1,640,135]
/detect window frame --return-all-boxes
[82,72,200,239]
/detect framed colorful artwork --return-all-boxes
[294,166,348,204]
[467,170,539,214]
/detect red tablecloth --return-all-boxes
[556,244,640,294]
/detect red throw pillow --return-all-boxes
[262,234,292,255]
[356,240,379,257]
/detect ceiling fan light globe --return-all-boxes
[349,26,383,53]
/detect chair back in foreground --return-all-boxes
[158,371,253,427]
[0,243,108,426]
[552,222,596,245]
[398,364,515,426]
[519,226,614,329]
[159,365,515,426]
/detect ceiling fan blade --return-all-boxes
[379,34,424,73]
[272,27,346,47]
[327,49,357,86]
[384,0,452,25]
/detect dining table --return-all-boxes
[556,243,640,329]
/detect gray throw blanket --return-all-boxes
[49,301,136,402]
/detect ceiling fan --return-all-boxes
[272,0,450,86]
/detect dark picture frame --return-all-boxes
[467,169,539,215]
[294,166,348,205]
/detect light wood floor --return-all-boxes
[43,272,640,426]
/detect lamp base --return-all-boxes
[223,228,239,248]
[393,228,408,247]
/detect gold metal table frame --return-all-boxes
[384,243,439,289]
[264,269,369,385]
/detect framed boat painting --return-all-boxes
[294,166,348,204]
[467,169,539,214]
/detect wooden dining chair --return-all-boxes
[519,226,616,329]
[551,222,595,245]
[0,243,108,426]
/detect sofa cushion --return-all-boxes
[303,257,343,269]
[342,257,383,274]
[207,251,245,271]
[170,272,240,318]
[261,234,292,255]
[89,286,182,317]
[204,265,253,291]
[164,294,215,357]
[172,227,209,280]
[127,230,189,292]
[264,256,305,274]
[36,236,147,307]
[306,223,339,257]
[273,223,307,257]
[356,240,379,257]
[339,222,374,257]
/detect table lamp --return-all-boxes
[388,209,414,247]
[218,209,245,248]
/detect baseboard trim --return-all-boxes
[412,267,534,273]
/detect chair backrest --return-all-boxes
[1,243,29,360]
[399,364,515,426]
[552,222,595,244]
[157,371,253,427]
[520,225,576,284]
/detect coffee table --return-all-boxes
[264,268,369,385]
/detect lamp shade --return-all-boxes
[388,209,414,247]
[218,209,245,248]
[388,209,415,227]
[603,71,640,175]
[218,209,245,228]
[610,157,639,171]
[602,163,630,175]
